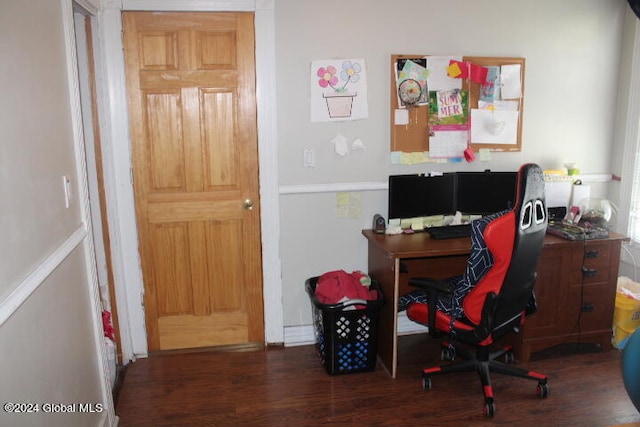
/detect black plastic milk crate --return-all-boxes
[305,276,384,375]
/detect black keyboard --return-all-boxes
[426,224,472,240]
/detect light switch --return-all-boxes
[63,176,71,208]
[303,148,315,167]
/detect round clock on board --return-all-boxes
[398,79,423,107]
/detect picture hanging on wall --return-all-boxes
[310,59,369,122]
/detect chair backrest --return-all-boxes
[461,164,547,329]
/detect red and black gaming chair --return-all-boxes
[405,163,549,418]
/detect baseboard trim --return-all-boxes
[0,225,87,327]
[284,311,428,347]
[397,311,430,336]
[284,325,316,347]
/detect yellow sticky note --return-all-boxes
[411,217,424,231]
[400,152,412,165]
[336,192,350,206]
[479,148,492,161]
[408,152,424,164]
[447,62,462,78]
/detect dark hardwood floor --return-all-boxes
[116,335,640,426]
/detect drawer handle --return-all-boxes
[582,267,598,277]
[585,250,599,259]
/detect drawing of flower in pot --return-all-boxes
[317,60,361,118]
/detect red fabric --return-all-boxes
[102,310,115,341]
[462,211,515,325]
[315,270,377,305]
[406,302,475,333]
[406,303,496,346]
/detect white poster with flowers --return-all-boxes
[310,59,368,122]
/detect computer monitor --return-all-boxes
[455,171,518,215]
[388,174,456,220]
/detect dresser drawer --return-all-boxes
[581,242,613,283]
[575,281,616,332]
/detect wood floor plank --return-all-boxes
[116,335,640,426]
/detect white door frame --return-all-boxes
[95,0,282,361]
[63,0,118,424]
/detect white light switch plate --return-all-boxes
[63,176,71,208]
[303,148,315,167]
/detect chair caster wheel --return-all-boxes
[441,346,455,361]
[537,382,550,398]
[483,401,495,418]
[504,350,515,364]
[422,376,432,391]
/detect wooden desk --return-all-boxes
[362,229,628,378]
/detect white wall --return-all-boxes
[0,0,81,301]
[0,248,107,427]
[0,0,114,425]
[275,0,626,328]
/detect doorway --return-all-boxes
[73,4,120,380]
[122,11,265,351]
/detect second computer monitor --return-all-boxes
[455,171,518,215]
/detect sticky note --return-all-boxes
[394,109,409,125]
[336,192,350,206]
[411,217,424,230]
[448,60,469,78]
[479,148,492,161]
[447,62,462,78]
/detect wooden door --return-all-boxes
[123,12,264,351]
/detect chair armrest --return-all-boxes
[408,278,452,338]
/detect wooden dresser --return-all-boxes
[511,232,629,362]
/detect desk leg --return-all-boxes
[368,244,399,378]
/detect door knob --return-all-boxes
[243,198,254,211]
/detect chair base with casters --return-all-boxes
[419,337,549,418]
[407,287,550,418]
[404,163,550,418]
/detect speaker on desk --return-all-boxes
[373,214,386,234]
[547,206,567,223]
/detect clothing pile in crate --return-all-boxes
[306,270,384,375]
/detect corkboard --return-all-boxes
[390,55,431,153]
[390,54,525,155]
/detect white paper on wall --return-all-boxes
[429,130,468,158]
[311,59,369,122]
[500,64,522,99]
[426,56,463,92]
[470,109,519,145]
